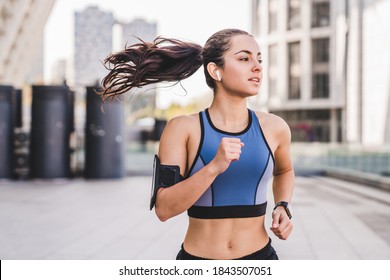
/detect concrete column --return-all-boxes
[301,0,311,102]
[345,0,363,143]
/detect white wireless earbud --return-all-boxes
[216,70,221,81]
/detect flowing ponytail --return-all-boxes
[99,37,203,101]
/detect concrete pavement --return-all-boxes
[1,173,390,260]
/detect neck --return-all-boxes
[209,94,248,125]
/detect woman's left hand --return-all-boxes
[270,208,293,240]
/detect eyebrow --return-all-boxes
[234,50,262,56]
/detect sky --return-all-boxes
[44,0,252,107]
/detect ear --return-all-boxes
[207,62,221,81]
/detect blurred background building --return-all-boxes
[120,18,157,45]
[0,0,55,87]
[251,0,390,146]
[74,6,114,88]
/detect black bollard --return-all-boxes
[0,85,15,179]
[84,86,124,179]
[14,88,29,179]
[153,118,167,141]
[30,85,71,179]
[14,89,23,128]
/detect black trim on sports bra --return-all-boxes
[257,119,275,167]
[205,108,252,136]
[185,112,205,178]
[188,202,267,219]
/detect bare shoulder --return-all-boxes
[160,113,200,139]
[255,111,291,140]
[164,113,199,132]
[167,113,199,126]
[158,112,201,167]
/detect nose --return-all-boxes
[252,59,262,72]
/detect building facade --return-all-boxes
[73,7,157,90]
[121,18,157,46]
[251,0,390,145]
[0,0,55,87]
[74,6,114,87]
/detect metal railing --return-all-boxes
[291,143,390,176]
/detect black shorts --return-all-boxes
[176,238,279,260]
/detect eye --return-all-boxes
[258,59,263,64]
[239,57,249,61]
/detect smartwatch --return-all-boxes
[273,201,292,219]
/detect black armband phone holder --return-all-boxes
[150,155,182,210]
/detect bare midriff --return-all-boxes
[183,215,269,259]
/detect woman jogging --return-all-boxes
[100,29,294,260]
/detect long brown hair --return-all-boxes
[99,29,249,101]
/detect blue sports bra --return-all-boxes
[187,109,275,219]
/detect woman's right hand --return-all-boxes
[209,137,245,174]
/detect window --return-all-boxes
[313,38,329,63]
[288,42,301,99]
[269,0,278,33]
[252,0,261,36]
[312,38,329,98]
[288,0,301,30]
[312,0,330,27]
[270,110,332,142]
[268,45,278,97]
[289,77,301,99]
[312,73,329,98]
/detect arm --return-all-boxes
[270,116,295,240]
[155,115,243,221]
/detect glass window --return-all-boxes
[268,45,278,97]
[268,79,277,98]
[288,42,301,100]
[336,109,342,142]
[288,0,301,30]
[312,0,330,27]
[269,0,278,33]
[312,74,329,98]
[289,42,300,64]
[252,0,261,36]
[269,44,278,66]
[312,38,329,99]
[313,38,329,63]
[270,110,331,142]
[289,77,301,99]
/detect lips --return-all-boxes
[248,77,260,82]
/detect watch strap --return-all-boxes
[273,201,292,219]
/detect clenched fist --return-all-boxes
[210,137,245,174]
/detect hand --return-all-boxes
[270,207,293,240]
[210,137,244,174]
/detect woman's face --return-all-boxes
[218,35,263,97]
